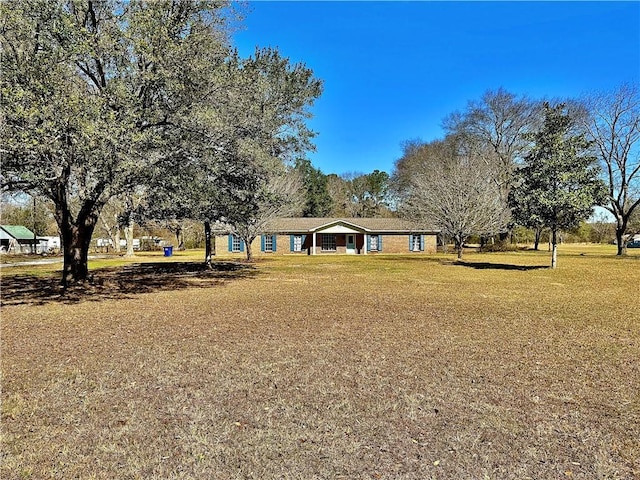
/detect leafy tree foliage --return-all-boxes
[326,170,392,217]
[1,0,231,285]
[226,164,304,261]
[1,1,322,277]
[202,48,321,261]
[509,104,607,268]
[295,159,332,217]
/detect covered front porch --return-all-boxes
[307,222,370,255]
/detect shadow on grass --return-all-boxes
[1,261,257,307]
[455,261,549,271]
[374,255,453,265]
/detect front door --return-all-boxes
[346,234,356,254]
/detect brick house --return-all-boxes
[218,218,439,255]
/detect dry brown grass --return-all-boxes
[2,245,639,479]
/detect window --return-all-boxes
[293,235,303,252]
[322,234,336,251]
[232,234,242,252]
[411,234,423,252]
[369,234,379,251]
[261,235,277,252]
[264,235,273,252]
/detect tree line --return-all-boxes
[392,85,639,267]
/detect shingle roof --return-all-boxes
[0,225,37,240]
[263,218,439,233]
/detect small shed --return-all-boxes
[0,225,38,254]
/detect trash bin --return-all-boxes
[163,246,173,257]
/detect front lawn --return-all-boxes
[2,247,638,479]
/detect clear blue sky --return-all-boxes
[232,1,640,176]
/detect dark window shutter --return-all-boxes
[379,235,383,252]
[420,235,424,251]
[290,235,294,251]
[272,235,277,252]
[240,239,245,252]
[228,235,233,252]
[261,235,265,252]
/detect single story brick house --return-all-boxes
[218,218,439,255]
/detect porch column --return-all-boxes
[363,234,367,255]
[312,232,316,255]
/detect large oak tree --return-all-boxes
[1,0,231,286]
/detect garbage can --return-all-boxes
[163,246,173,257]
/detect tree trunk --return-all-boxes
[52,168,103,287]
[113,228,120,253]
[454,235,464,260]
[534,228,541,251]
[615,218,627,256]
[124,220,135,257]
[176,226,185,251]
[60,219,98,287]
[245,236,254,261]
[204,221,212,267]
[551,228,558,269]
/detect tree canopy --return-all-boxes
[1,0,322,281]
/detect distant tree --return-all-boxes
[589,211,615,244]
[326,174,351,216]
[395,135,509,259]
[339,170,392,217]
[295,159,332,217]
[98,197,125,254]
[579,83,640,255]
[363,169,391,216]
[392,139,427,194]
[629,204,640,234]
[510,104,607,268]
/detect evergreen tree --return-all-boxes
[510,104,606,268]
[295,159,332,217]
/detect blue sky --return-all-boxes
[232,1,640,176]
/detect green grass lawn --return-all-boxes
[1,245,639,479]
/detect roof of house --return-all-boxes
[0,225,36,240]
[263,217,439,234]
